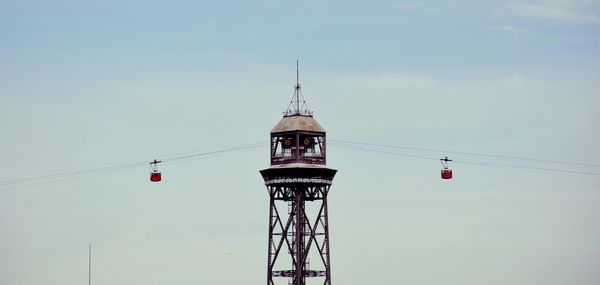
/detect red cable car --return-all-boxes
[440,157,453,179]
[150,159,162,182]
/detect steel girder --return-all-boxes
[266,185,332,285]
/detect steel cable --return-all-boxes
[0,142,266,191]
[331,141,600,179]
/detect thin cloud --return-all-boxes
[496,24,530,34]
[508,0,600,24]
[334,73,434,91]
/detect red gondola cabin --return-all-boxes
[441,169,452,179]
[150,171,162,182]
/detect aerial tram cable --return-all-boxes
[0,142,265,191]
[0,160,148,187]
[163,142,263,163]
[330,139,600,168]
[2,139,599,191]
[457,159,600,178]
[334,143,439,160]
[332,142,600,179]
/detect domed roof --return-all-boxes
[271,115,326,133]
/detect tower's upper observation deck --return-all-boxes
[269,63,327,166]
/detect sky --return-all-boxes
[1,0,599,284]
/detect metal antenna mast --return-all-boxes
[286,61,311,116]
[295,60,300,114]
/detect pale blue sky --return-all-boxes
[1,1,599,285]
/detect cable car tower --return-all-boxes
[260,63,337,285]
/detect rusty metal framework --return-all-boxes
[261,174,335,285]
[261,164,336,285]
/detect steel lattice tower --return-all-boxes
[260,64,337,285]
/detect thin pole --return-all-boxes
[295,60,300,114]
[88,243,91,285]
